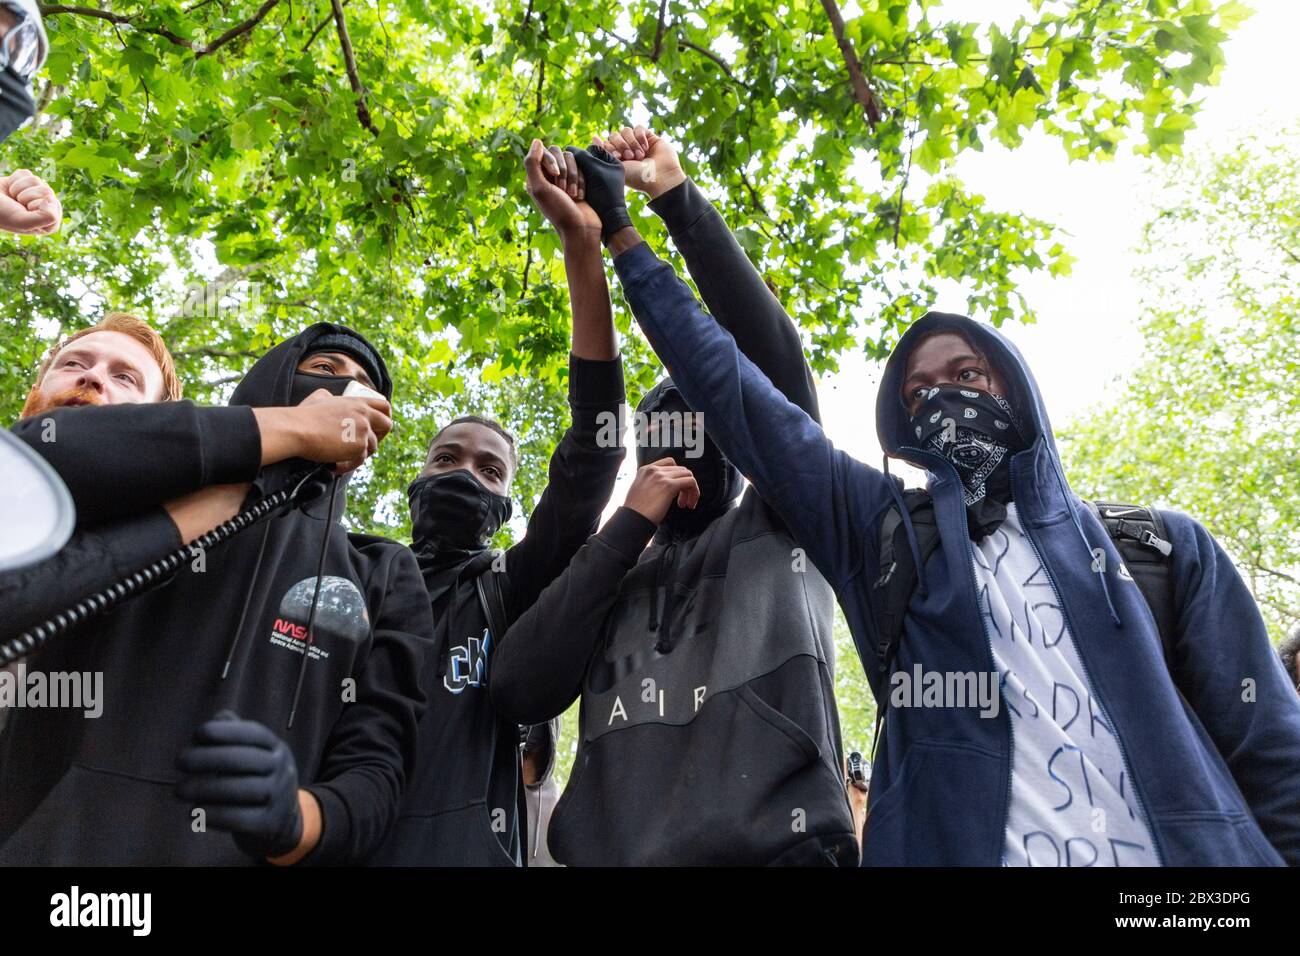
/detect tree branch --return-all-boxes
[818,0,882,128]
[302,0,348,53]
[39,5,193,49]
[329,0,378,136]
[651,0,667,61]
[198,0,281,57]
[677,39,754,92]
[41,1,283,57]
[1253,562,1299,585]
[173,346,261,360]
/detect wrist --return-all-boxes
[642,168,687,200]
[251,406,301,466]
[268,789,320,866]
[604,226,643,256]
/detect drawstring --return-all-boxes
[220,520,275,681]
[654,544,680,654]
[647,544,671,632]
[287,475,341,729]
[1049,451,1122,628]
[221,467,326,682]
[883,457,928,598]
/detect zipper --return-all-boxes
[894,442,1016,865]
[1019,514,1166,866]
[891,443,1020,864]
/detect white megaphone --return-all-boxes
[0,429,75,572]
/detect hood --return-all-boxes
[222,322,391,728]
[635,377,743,538]
[874,311,1124,626]
[229,321,393,409]
[876,311,1053,471]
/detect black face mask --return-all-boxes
[0,67,34,144]
[909,385,1028,538]
[288,370,353,405]
[634,385,742,537]
[408,469,513,553]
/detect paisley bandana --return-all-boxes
[910,385,1027,538]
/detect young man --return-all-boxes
[489,133,857,866]
[574,131,1300,867]
[365,141,627,866]
[1,321,436,866]
[4,314,377,633]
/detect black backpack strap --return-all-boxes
[1086,501,1177,671]
[474,551,510,645]
[872,490,941,674]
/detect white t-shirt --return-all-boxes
[972,503,1159,867]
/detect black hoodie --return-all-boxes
[367,353,626,866]
[490,180,857,865]
[0,322,435,865]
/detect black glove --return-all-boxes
[176,709,305,861]
[567,144,632,242]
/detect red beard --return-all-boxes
[19,383,106,419]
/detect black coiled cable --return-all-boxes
[0,468,324,665]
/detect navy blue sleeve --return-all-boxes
[1166,511,1300,864]
[612,241,898,593]
[649,178,821,423]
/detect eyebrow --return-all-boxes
[430,440,508,473]
[57,347,145,384]
[902,353,984,393]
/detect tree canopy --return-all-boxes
[4,0,1246,535]
[1060,126,1300,641]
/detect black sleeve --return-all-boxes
[10,401,263,526]
[499,354,627,621]
[650,178,821,424]
[0,507,183,641]
[491,507,656,725]
[303,545,436,864]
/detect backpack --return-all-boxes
[869,493,1176,679]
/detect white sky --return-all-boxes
[591,0,1299,521]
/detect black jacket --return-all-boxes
[0,322,435,865]
[490,180,857,865]
[367,354,625,866]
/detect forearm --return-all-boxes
[504,353,626,614]
[610,240,889,589]
[492,507,655,725]
[649,178,821,421]
[10,402,262,525]
[563,230,618,361]
[1,508,182,639]
[163,483,251,545]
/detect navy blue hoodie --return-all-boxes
[613,241,1300,866]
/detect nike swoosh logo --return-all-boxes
[1104,508,1144,518]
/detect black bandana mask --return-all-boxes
[408,469,513,553]
[288,370,354,405]
[0,68,34,144]
[909,385,1027,539]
